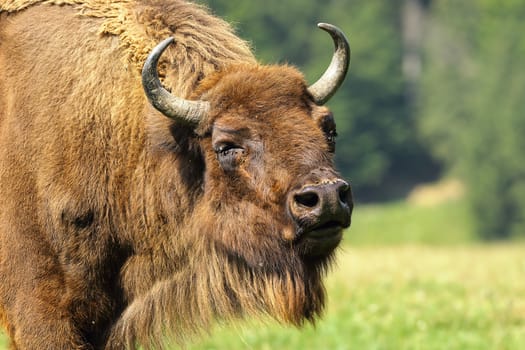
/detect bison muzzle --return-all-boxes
[0,0,353,349]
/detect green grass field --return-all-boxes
[1,199,524,349]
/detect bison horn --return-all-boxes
[142,37,210,126]
[307,23,351,105]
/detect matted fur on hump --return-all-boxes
[1,0,256,92]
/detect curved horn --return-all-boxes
[142,37,210,126]
[307,23,351,105]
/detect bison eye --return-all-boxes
[319,114,337,153]
[214,143,246,172]
[326,128,337,146]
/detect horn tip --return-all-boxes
[163,37,176,46]
[317,23,334,31]
[157,37,176,51]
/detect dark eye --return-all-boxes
[214,143,246,171]
[325,129,337,153]
[326,129,337,144]
[320,115,337,153]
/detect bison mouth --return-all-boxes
[296,221,345,257]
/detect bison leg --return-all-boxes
[9,297,91,350]
[0,224,92,349]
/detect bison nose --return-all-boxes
[290,179,352,235]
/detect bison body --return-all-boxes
[0,0,352,348]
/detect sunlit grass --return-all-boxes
[1,198,524,349]
[346,198,475,245]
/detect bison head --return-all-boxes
[141,24,352,324]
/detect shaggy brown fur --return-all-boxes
[0,1,351,349]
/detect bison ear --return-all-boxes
[307,23,350,105]
[142,38,211,127]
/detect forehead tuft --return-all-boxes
[197,64,310,114]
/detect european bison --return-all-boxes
[0,0,352,348]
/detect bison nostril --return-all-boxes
[294,191,319,208]
[338,183,350,204]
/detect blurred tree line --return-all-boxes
[420,0,525,239]
[200,0,525,239]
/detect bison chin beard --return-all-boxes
[192,200,332,325]
[106,200,334,349]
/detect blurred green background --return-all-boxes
[1,0,525,349]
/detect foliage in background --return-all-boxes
[419,0,525,239]
[202,0,438,201]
